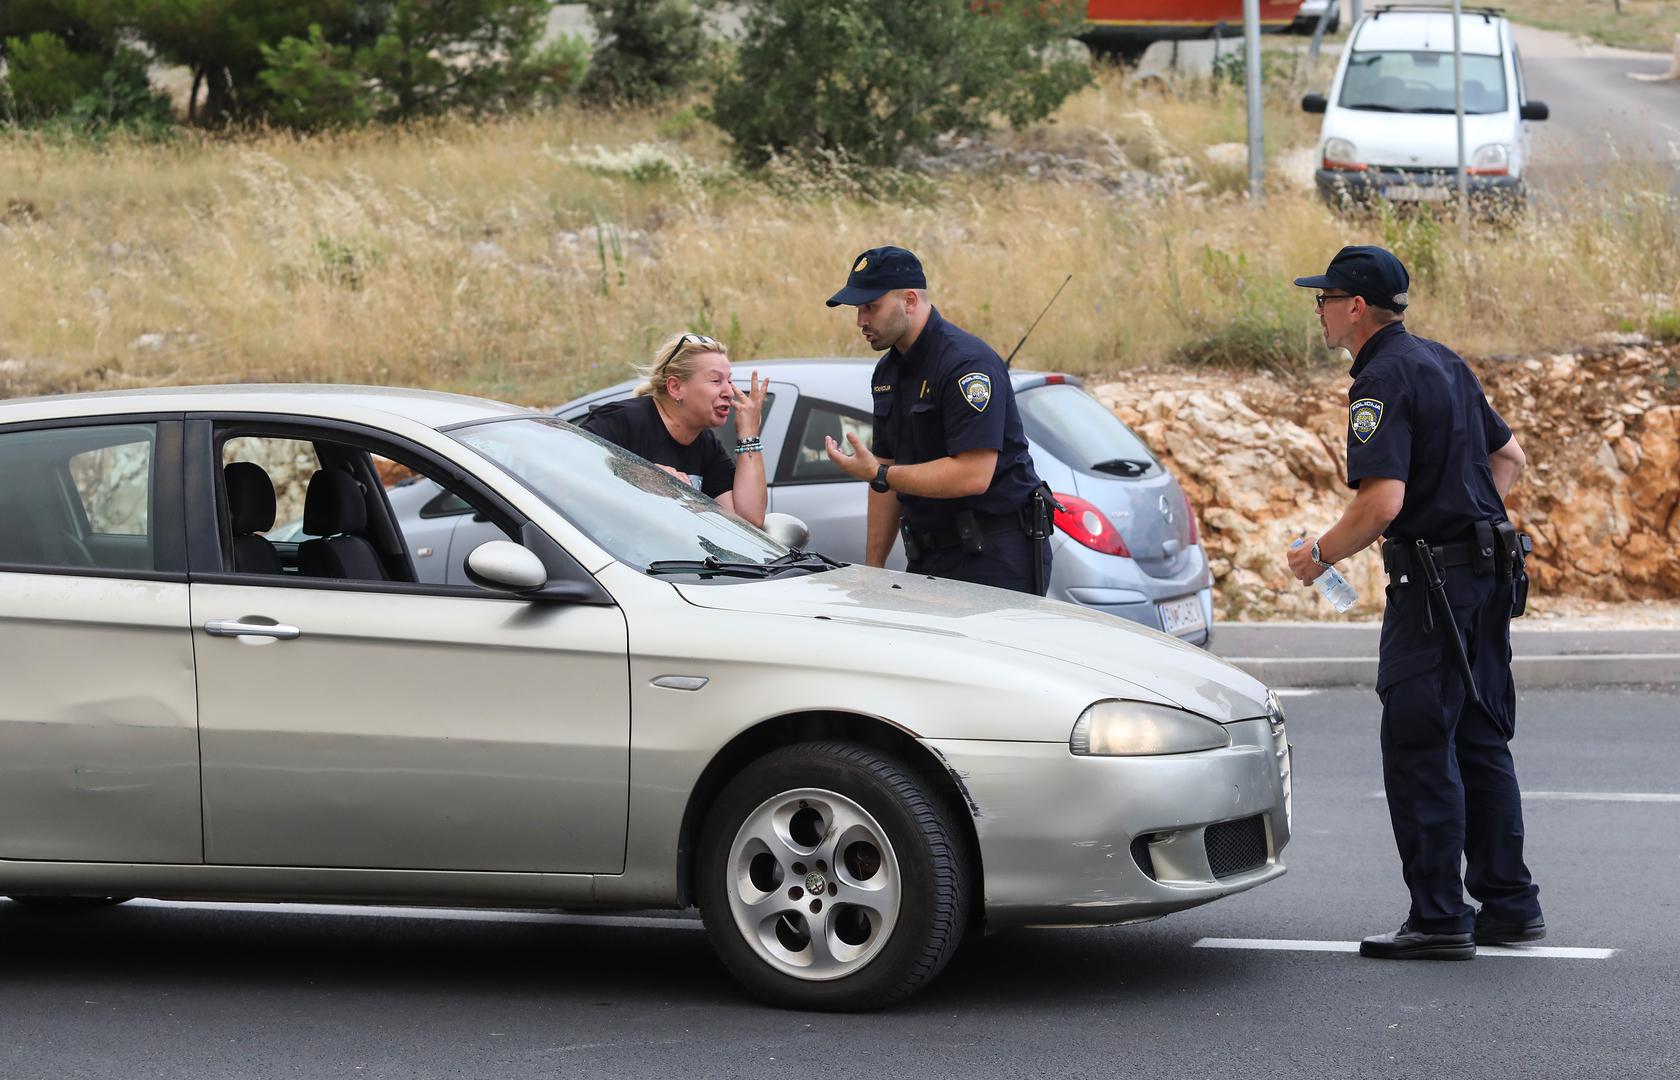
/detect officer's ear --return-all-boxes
[900,288,921,313]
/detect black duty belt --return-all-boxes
[1382,538,1475,577]
[906,508,1027,554]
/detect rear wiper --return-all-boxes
[646,556,775,578]
[1092,458,1152,477]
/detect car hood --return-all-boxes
[675,566,1271,723]
[1323,110,1514,169]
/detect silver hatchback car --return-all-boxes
[0,385,1290,1010]
[557,360,1216,644]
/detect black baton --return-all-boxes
[1413,539,1484,712]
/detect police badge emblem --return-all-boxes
[853,256,868,272]
[958,372,992,412]
[1349,397,1384,443]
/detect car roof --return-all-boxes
[0,384,537,430]
[1355,10,1504,56]
[556,358,1076,411]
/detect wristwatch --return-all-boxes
[1309,540,1331,569]
[870,464,892,493]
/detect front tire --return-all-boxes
[695,741,971,1011]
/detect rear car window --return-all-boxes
[1017,384,1161,480]
[0,423,156,572]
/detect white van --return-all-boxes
[1301,5,1549,209]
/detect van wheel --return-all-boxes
[696,741,970,1011]
[8,896,133,911]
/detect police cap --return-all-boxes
[826,246,928,307]
[1294,245,1410,312]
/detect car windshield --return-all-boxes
[1017,384,1161,479]
[452,417,789,574]
[1340,50,1508,114]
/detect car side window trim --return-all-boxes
[0,414,187,579]
[184,413,609,602]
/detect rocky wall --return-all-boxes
[1088,342,1680,620]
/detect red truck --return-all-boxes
[1081,0,1305,60]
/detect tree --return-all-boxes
[258,22,373,129]
[710,0,1091,168]
[355,0,562,121]
[581,0,708,106]
[1,2,169,130]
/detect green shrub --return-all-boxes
[1650,310,1680,345]
[2,31,105,121]
[709,0,1092,168]
[582,0,709,106]
[1168,245,1330,372]
[259,25,374,130]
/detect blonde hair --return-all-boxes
[634,332,729,402]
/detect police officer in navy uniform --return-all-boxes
[1285,246,1543,960]
[821,246,1053,595]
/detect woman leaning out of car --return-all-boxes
[576,332,769,527]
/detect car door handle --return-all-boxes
[204,619,302,640]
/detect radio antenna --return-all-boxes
[1004,274,1072,368]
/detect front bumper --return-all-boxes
[929,717,1291,929]
[1316,168,1524,207]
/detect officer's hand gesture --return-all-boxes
[824,431,878,481]
[731,372,768,439]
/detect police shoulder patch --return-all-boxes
[1349,397,1385,443]
[958,371,993,412]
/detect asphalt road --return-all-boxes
[3,686,1676,1079]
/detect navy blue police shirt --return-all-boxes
[576,396,736,498]
[1345,321,1512,542]
[868,307,1042,529]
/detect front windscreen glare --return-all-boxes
[1340,50,1508,114]
[453,417,787,572]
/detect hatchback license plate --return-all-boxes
[1383,184,1451,202]
[1159,596,1206,637]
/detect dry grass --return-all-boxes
[2,65,1676,408]
[1499,0,1680,52]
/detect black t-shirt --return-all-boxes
[1345,322,1511,542]
[576,395,736,498]
[867,307,1042,529]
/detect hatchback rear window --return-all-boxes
[1017,384,1160,480]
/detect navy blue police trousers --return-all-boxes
[1376,563,1542,934]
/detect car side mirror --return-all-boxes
[465,540,548,594]
[762,512,811,551]
[1302,93,1328,114]
[1520,101,1549,122]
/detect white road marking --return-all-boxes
[1194,937,1615,959]
[1368,790,1680,803]
[122,899,703,931]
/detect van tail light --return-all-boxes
[1053,493,1130,557]
[1183,491,1200,545]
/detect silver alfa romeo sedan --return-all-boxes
[0,385,1292,1010]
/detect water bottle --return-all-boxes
[1292,539,1358,613]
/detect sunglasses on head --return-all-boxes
[663,332,722,367]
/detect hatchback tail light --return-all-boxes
[1053,493,1130,557]
[1182,490,1200,545]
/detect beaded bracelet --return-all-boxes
[735,437,763,454]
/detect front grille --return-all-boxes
[1204,815,1269,880]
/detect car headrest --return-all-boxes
[302,470,368,537]
[224,461,277,534]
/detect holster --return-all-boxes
[1023,484,1058,541]
[1497,522,1532,618]
[898,520,923,562]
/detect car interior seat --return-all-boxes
[298,469,389,580]
[224,461,283,574]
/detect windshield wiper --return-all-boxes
[1345,103,1405,112]
[646,556,776,579]
[766,549,846,572]
[1092,458,1152,477]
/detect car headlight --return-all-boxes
[1070,700,1230,756]
[1323,137,1364,171]
[1471,143,1510,175]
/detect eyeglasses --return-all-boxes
[1315,294,1358,310]
[662,332,721,367]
